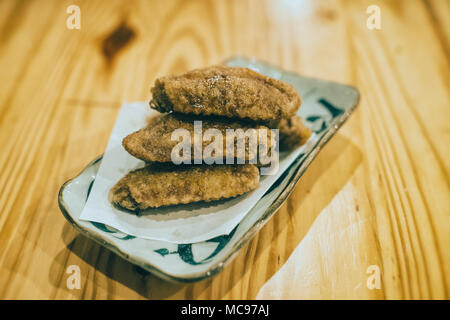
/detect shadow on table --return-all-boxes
[49,133,361,299]
[207,132,362,299]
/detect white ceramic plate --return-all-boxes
[58,57,359,282]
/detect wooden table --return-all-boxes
[0,0,448,300]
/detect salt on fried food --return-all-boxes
[150,65,301,121]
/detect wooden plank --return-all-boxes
[0,0,448,299]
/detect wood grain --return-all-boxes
[0,0,448,299]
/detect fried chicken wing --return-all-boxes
[122,113,275,163]
[274,116,312,150]
[150,66,301,121]
[111,164,259,211]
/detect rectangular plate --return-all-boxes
[58,57,359,282]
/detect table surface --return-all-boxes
[0,0,448,300]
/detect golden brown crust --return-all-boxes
[110,164,260,211]
[274,116,312,150]
[150,65,301,121]
[122,113,275,163]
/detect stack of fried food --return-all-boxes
[110,66,311,212]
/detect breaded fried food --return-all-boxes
[122,113,275,163]
[274,116,312,150]
[150,65,301,121]
[111,164,259,211]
